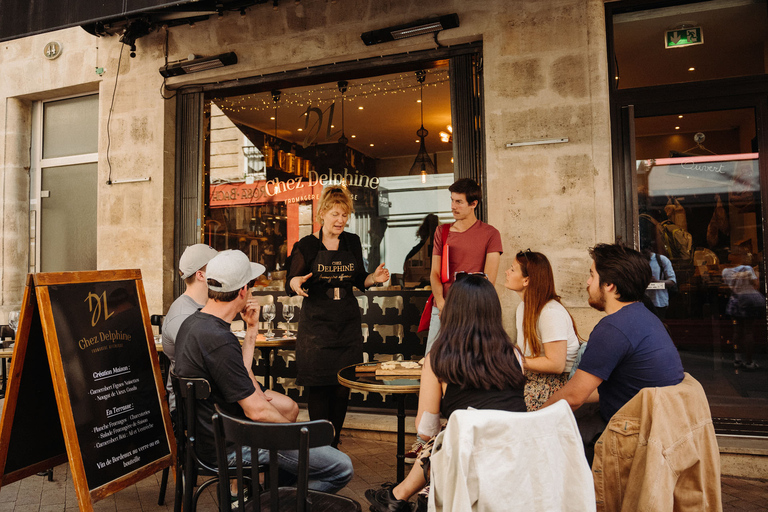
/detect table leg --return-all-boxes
[260,347,273,390]
[396,394,405,482]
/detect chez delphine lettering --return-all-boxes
[266,169,379,196]
[317,262,356,273]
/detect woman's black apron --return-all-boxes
[295,232,363,386]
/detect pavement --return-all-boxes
[0,434,766,512]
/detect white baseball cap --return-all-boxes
[206,250,266,293]
[179,244,219,279]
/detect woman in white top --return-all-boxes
[505,249,581,411]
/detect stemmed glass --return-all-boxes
[8,311,20,335]
[262,304,276,338]
[282,305,295,337]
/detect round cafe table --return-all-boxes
[338,362,420,482]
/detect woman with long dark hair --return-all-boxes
[505,250,581,411]
[366,274,525,512]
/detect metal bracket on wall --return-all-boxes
[108,177,152,184]
[506,138,568,147]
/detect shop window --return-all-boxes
[612,0,767,89]
[203,66,455,289]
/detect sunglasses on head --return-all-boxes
[454,271,487,282]
[516,248,533,261]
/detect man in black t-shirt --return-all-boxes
[175,249,353,493]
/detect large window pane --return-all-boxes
[43,95,99,158]
[635,108,767,425]
[41,163,97,271]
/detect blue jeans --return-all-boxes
[425,305,441,355]
[228,445,353,494]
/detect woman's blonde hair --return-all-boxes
[316,186,354,224]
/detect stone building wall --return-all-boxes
[0,0,613,333]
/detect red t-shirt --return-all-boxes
[433,220,503,297]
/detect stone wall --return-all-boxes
[0,0,614,331]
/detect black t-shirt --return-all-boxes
[441,383,526,418]
[174,310,256,463]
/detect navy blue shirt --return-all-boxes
[578,302,684,422]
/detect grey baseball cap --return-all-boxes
[206,250,266,293]
[179,244,219,279]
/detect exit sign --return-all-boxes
[665,27,703,49]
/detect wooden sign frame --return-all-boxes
[0,270,175,511]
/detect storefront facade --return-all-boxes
[1,0,766,436]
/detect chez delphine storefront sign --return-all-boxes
[209,168,379,207]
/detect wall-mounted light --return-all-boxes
[159,51,237,78]
[360,14,459,46]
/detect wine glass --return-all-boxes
[282,305,295,336]
[8,310,20,335]
[262,304,276,338]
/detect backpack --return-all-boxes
[658,220,693,261]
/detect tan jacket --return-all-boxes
[592,373,722,512]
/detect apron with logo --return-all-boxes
[295,231,364,386]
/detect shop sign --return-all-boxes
[210,167,379,207]
[665,27,703,49]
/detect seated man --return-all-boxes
[175,249,353,493]
[542,243,684,461]
[162,243,218,409]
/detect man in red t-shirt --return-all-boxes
[426,178,503,354]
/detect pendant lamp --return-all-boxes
[408,70,436,183]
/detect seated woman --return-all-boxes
[505,250,581,411]
[366,274,526,512]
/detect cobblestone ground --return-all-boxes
[0,436,764,511]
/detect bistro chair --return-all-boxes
[212,405,361,512]
[171,372,247,512]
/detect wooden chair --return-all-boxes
[212,405,361,512]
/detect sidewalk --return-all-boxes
[0,435,765,511]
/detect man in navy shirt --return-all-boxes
[543,243,684,458]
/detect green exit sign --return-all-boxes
[665,27,703,49]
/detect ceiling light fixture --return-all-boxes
[408,70,437,184]
[337,81,349,147]
[688,67,695,71]
[439,125,452,143]
[360,13,459,46]
[159,51,237,78]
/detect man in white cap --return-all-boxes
[162,243,218,408]
[175,250,353,493]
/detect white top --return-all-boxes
[516,300,580,373]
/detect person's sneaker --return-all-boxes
[743,362,760,371]
[230,487,250,510]
[404,439,424,464]
[365,483,410,512]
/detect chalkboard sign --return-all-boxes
[0,270,174,511]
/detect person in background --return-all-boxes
[287,186,390,448]
[723,246,763,370]
[641,243,677,321]
[542,243,684,463]
[162,243,218,409]
[505,250,581,411]
[427,178,502,354]
[174,250,352,492]
[366,274,526,512]
[403,213,439,287]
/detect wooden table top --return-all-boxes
[338,363,421,394]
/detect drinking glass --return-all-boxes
[282,305,295,336]
[8,310,20,334]
[262,304,276,338]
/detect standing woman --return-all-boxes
[505,250,581,411]
[287,186,390,447]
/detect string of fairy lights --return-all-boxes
[213,69,449,114]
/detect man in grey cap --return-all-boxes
[175,250,353,493]
[162,244,218,408]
